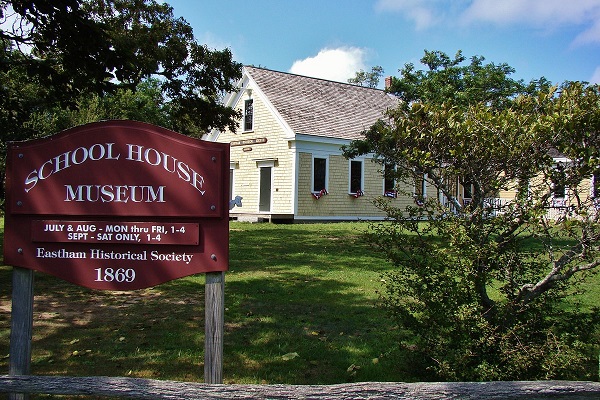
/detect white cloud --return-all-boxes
[461,0,600,44]
[590,66,600,84]
[461,0,599,25]
[573,18,600,46]
[376,0,600,45]
[288,47,368,83]
[375,0,442,30]
[197,31,234,51]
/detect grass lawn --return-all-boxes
[1,221,598,386]
[0,222,408,384]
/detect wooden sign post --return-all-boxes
[8,268,34,400]
[4,121,229,392]
[204,271,225,384]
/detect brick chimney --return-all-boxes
[384,76,393,90]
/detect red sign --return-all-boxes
[3,121,229,290]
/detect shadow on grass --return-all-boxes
[0,223,412,385]
[0,269,207,380]
[222,273,395,384]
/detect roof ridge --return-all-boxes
[244,65,390,93]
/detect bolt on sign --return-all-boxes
[3,120,229,290]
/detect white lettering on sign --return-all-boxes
[34,247,196,265]
[150,251,194,264]
[89,249,148,261]
[32,221,199,245]
[44,224,65,232]
[95,268,136,283]
[125,144,205,194]
[24,143,120,192]
[24,142,206,196]
[64,185,166,203]
[36,247,87,259]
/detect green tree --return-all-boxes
[343,51,600,381]
[0,0,242,199]
[387,50,550,108]
[348,65,384,88]
[26,78,172,134]
[1,0,241,135]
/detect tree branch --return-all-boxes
[518,246,600,304]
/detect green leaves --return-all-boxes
[388,50,535,109]
[353,50,600,381]
[347,65,384,88]
[1,0,243,137]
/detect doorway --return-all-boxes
[259,166,272,212]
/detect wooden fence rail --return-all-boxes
[1,375,600,399]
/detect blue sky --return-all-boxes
[167,0,600,87]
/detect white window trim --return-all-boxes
[258,162,274,214]
[255,159,277,168]
[311,155,329,193]
[348,159,364,195]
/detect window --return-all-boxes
[551,163,566,199]
[593,171,600,198]
[349,160,363,194]
[550,168,566,199]
[552,181,566,198]
[243,99,253,131]
[460,178,475,206]
[462,179,474,200]
[550,163,567,207]
[384,163,395,193]
[551,181,566,207]
[313,157,327,192]
[414,173,427,198]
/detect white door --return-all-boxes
[259,166,272,212]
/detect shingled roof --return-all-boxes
[245,66,399,141]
